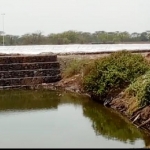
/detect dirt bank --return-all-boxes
[39,52,150,135]
[1,51,150,134]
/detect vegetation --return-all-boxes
[60,51,150,132]
[60,51,150,105]
[62,58,94,78]
[83,51,150,102]
[125,70,150,107]
[0,30,150,45]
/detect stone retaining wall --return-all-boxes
[0,55,61,89]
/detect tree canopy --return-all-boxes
[0,30,150,45]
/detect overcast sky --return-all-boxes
[0,0,150,36]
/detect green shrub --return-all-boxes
[83,50,149,102]
[125,70,150,107]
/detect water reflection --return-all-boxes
[0,89,149,148]
[83,102,143,143]
[0,90,60,110]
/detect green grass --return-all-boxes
[62,58,95,78]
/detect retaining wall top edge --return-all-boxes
[0,54,57,58]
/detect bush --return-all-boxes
[83,50,149,102]
[125,70,150,107]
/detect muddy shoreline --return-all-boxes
[37,78,150,135]
[1,52,150,135]
[44,53,150,135]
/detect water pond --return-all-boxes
[0,89,149,148]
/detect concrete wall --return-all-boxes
[0,55,61,89]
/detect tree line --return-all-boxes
[0,30,150,45]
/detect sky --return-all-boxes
[0,0,150,36]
